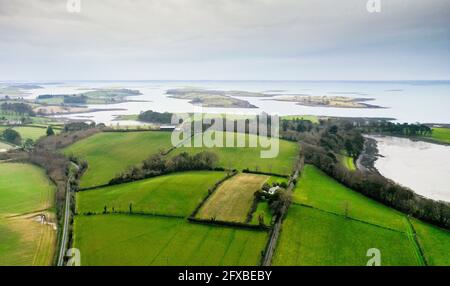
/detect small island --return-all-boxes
[166,88,258,108]
[270,95,385,109]
[0,84,43,97]
[36,88,143,106]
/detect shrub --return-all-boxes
[2,128,21,145]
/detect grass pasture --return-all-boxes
[73,215,268,266]
[274,164,450,266]
[292,165,407,231]
[63,131,173,188]
[173,131,299,176]
[0,163,55,216]
[0,163,56,266]
[77,171,226,217]
[250,201,273,226]
[196,173,268,222]
[0,126,51,142]
[430,127,450,144]
[273,205,419,266]
[411,219,450,266]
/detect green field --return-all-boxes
[0,163,55,216]
[341,155,356,171]
[273,205,419,266]
[274,164,450,266]
[114,114,139,121]
[0,126,51,142]
[292,165,407,231]
[173,132,299,176]
[0,163,56,266]
[64,131,173,188]
[77,171,225,216]
[250,201,273,226]
[196,173,268,222]
[74,215,268,266]
[411,218,450,265]
[430,127,450,143]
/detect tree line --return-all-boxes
[362,122,433,137]
[109,151,220,185]
[1,102,35,116]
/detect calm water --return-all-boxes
[4,80,449,199]
[11,80,450,125]
[368,135,450,202]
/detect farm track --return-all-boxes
[4,207,52,219]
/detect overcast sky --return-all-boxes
[0,0,449,80]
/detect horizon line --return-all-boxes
[2,79,450,83]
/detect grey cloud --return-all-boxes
[0,0,449,80]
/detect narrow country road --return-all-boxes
[57,162,78,266]
[57,174,71,266]
[262,163,301,266]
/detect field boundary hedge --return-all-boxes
[242,169,289,178]
[78,166,227,191]
[21,124,63,130]
[187,217,270,231]
[102,128,166,133]
[405,217,428,266]
[245,196,261,224]
[77,182,112,192]
[78,211,185,220]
